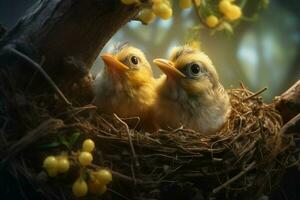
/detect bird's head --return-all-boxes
[153,45,219,95]
[101,44,153,87]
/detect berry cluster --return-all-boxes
[42,139,112,198]
[72,168,112,197]
[205,0,242,28]
[121,0,243,30]
[43,155,70,177]
[120,0,173,24]
[218,0,242,21]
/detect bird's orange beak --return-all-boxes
[101,53,129,72]
[153,58,186,79]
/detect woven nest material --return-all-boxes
[0,85,294,200]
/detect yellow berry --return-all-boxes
[47,168,58,177]
[139,9,156,24]
[57,158,70,173]
[82,139,95,153]
[43,156,58,170]
[219,0,232,14]
[120,0,138,5]
[78,152,93,166]
[206,15,219,28]
[179,0,192,9]
[72,179,88,197]
[153,3,173,20]
[95,169,112,185]
[225,5,242,21]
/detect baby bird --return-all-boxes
[92,44,156,129]
[153,45,231,134]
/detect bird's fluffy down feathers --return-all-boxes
[92,46,156,130]
[153,45,231,134]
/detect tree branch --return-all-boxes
[0,0,139,94]
[275,80,300,123]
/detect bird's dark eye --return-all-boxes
[190,64,201,75]
[183,63,204,78]
[130,56,139,65]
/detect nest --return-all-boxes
[0,81,294,200]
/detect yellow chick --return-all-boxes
[153,45,231,134]
[92,44,156,129]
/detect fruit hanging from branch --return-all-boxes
[41,138,112,197]
[120,0,267,34]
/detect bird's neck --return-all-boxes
[159,77,227,109]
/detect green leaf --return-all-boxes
[223,22,234,34]
[58,135,70,149]
[68,132,81,149]
[37,141,61,149]
[37,132,81,150]
[216,21,233,34]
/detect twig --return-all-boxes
[212,161,256,194]
[158,164,184,182]
[279,113,300,135]
[239,81,246,89]
[108,188,131,200]
[130,163,136,185]
[90,163,144,185]
[120,116,141,130]
[55,104,97,119]
[192,0,208,28]
[243,87,267,101]
[113,114,140,168]
[111,167,176,185]
[99,115,119,133]
[0,118,64,166]
[25,56,45,92]
[234,139,259,165]
[5,47,72,106]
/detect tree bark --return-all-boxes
[0,0,139,90]
[275,80,300,123]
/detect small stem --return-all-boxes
[212,161,256,194]
[192,0,209,28]
[243,87,267,101]
[113,114,140,168]
[5,47,72,107]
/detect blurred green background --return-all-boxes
[1,0,299,101]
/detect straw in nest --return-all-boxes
[0,83,294,200]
